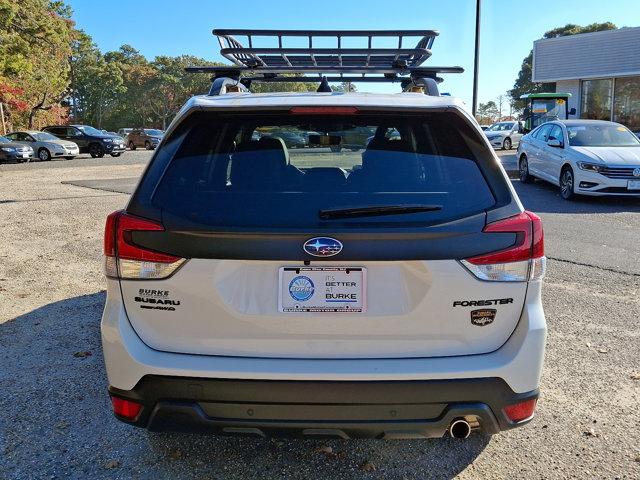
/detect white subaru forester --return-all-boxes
[101,29,546,439]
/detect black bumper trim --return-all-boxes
[109,376,538,438]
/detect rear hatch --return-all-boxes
[109,108,536,359]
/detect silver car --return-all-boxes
[516,119,640,200]
[117,128,133,139]
[5,130,79,161]
[0,135,34,163]
[484,121,524,150]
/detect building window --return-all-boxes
[581,79,612,121]
[613,76,640,132]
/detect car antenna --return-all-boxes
[317,76,332,93]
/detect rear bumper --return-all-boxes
[109,376,538,438]
[102,277,546,392]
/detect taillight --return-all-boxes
[461,211,546,282]
[104,210,185,280]
[111,396,143,421]
[503,398,537,423]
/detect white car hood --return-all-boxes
[573,146,640,165]
[485,131,506,139]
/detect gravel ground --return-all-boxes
[1,152,639,479]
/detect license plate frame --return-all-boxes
[627,179,640,190]
[278,266,366,313]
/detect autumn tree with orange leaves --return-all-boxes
[0,0,74,129]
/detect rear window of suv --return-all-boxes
[152,112,496,228]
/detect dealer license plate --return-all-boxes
[628,180,640,190]
[278,266,366,313]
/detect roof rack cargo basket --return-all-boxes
[186,29,463,95]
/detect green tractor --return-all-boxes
[520,93,576,133]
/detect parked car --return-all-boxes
[266,130,307,148]
[5,130,79,161]
[102,130,126,144]
[517,119,640,199]
[484,121,524,150]
[42,125,125,158]
[117,128,133,139]
[0,135,34,163]
[126,128,164,150]
[102,84,546,439]
[333,126,377,151]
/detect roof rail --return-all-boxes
[186,29,463,95]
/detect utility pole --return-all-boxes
[472,0,481,117]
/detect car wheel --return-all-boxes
[144,141,152,150]
[38,148,51,161]
[503,138,512,150]
[110,153,121,157]
[64,156,75,160]
[128,141,136,150]
[560,166,575,200]
[89,143,105,158]
[519,155,534,183]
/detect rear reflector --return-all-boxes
[111,396,143,421]
[461,211,545,282]
[503,398,537,423]
[104,210,185,280]
[289,106,358,115]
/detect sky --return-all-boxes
[66,0,639,112]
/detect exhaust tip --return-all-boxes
[449,418,471,439]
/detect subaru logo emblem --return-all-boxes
[303,237,343,257]
[633,167,640,178]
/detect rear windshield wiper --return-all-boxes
[319,204,443,220]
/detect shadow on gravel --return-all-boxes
[512,179,640,214]
[62,178,139,195]
[0,292,490,479]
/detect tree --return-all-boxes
[509,23,617,110]
[101,45,156,129]
[333,82,357,93]
[496,94,505,120]
[250,75,317,94]
[70,30,125,127]
[0,0,74,127]
[144,55,213,129]
[476,100,499,124]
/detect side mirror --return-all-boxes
[569,107,576,116]
[547,138,563,148]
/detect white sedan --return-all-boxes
[483,121,524,150]
[516,120,640,200]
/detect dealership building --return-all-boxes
[532,27,640,132]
